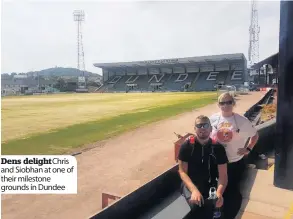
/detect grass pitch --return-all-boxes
[2,92,216,155]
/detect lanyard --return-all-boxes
[190,140,216,184]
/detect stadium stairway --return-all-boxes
[95,84,105,92]
[225,71,232,85]
[94,84,103,92]
[96,84,111,93]
[193,72,217,91]
[95,76,115,92]
[189,72,201,91]
[216,71,228,84]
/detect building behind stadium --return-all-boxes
[94,53,249,93]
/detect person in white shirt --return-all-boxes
[209,92,259,219]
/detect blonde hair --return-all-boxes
[218,92,236,105]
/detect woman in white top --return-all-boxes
[209,92,259,219]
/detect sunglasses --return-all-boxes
[195,123,210,129]
[219,100,233,106]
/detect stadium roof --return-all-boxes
[250,53,278,70]
[93,53,246,69]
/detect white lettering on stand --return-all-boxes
[206,72,219,81]
[109,76,121,84]
[175,74,188,82]
[148,74,164,83]
[231,71,243,80]
[125,76,139,84]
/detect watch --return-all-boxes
[246,147,252,152]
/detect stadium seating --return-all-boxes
[97,71,244,93]
[192,73,214,91]
[132,75,151,91]
[163,73,197,91]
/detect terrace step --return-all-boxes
[237,168,293,218]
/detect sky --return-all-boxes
[1,0,280,75]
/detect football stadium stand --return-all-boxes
[93,53,248,93]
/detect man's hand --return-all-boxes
[190,189,204,207]
[237,147,250,156]
[215,194,224,208]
